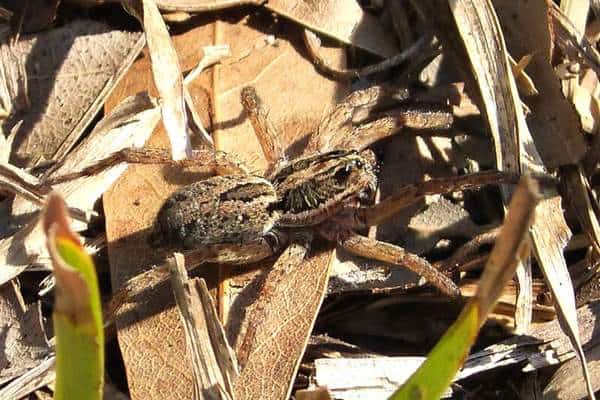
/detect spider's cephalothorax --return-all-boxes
[153,175,279,249]
[271,149,378,227]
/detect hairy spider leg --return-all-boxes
[45,147,249,186]
[356,170,520,227]
[314,171,519,297]
[106,232,288,320]
[308,85,454,154]
[240,86,287,176]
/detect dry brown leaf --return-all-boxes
[0,280,50,386]
[153,0,398,57]
[103,23,217,400]
[233,239,334,400]
[0,92,159,287]
[1,20,144,168]
[265,0,397,58]
[212,14,346,172]
[103,14,346,399]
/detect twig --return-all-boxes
[440,227,501,273]
[183,45,231,147]
[303,30,440,81]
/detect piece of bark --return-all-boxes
[0,356,55,400]
[0,160,46,207]
[140,0,193,159]
[168,254,237,399]
[1,20,144,168]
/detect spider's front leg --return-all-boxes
[240,86,287,175]
[317,223,460,297]
[355,170,520,227]
[307,85,455,154]
[319,170,521,297]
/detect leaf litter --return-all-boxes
[0,0,600,399]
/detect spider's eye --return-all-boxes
[334,166,352,183]
[355,160,363,169]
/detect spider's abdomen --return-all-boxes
[152,175,279,249]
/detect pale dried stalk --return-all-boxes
[183,45,231,147]
[168,253,236,400]
[141,0,192,160]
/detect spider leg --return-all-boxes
[45,147,248,186]
[106,234,286,318]
[240,87,287,174]
[317,223,459,297]
[356,170,519,227]
[308,85,453,153]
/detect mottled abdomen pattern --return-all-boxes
[153,175,279,249]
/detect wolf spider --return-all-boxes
[50,85,515,299]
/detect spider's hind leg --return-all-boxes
[107,234,286,319]
[45,147,248,186]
